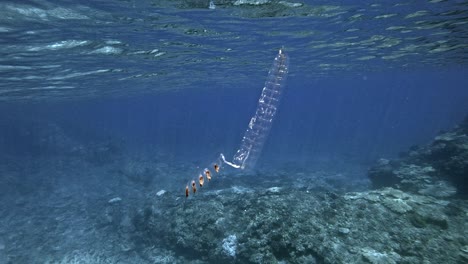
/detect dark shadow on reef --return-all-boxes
[369,115,468,198]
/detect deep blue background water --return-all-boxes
[3,65,467,171]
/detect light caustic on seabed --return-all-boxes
[185,48,290,197]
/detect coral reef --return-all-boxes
[222,234,237,258]
[134,185,466,263]
[369,116,468,197]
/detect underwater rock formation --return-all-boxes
[369,116,468,198]
[0,117,124,164]
[133,186,467,263]
[0,118,81,156]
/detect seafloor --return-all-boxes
[0,117,467,264]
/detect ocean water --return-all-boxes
[0,0,467,263]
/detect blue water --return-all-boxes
[3,67,466,167]
[0,0,468,263]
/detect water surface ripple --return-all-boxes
[0,0,467,101]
